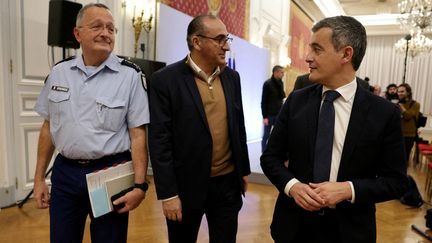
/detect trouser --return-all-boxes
[166,172,243,243]
[262,115,277,152]
[49,151,131,243]
[272,208,347,243]
[404,136,415,162]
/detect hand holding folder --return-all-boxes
[110,186,134,211]
[86,161,134,218]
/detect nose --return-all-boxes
[222,41,230,51]
[100,26,110,36]
[305,51,313,64]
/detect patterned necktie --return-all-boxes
[313,90,341,182]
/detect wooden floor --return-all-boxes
[1,166,432,243]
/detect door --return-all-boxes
[8,0,63,201]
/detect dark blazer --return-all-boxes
[293,73,370,91]
[261,82,408,243]
[149,58,251,209]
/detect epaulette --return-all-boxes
[45,56,75,84]
[121,59,147,91]
[121,59,141,73]
[54,55,76,66]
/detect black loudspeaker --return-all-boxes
[47,0,82,49]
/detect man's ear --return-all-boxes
[192,36,202,51]
[341,46,354,64]
[73,27,82,43]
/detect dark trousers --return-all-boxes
[166,172,243,243]
[262,115,276,152]
[272,209,342,243]
[404,136,415,162]
[50,152,131,243]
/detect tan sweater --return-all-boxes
[195,75,234,177]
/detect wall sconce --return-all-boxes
[132,6,153,58]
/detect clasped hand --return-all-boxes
[289,181,352,211]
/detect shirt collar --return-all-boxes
[72,53,120,75]
[322,77,357,102]
[186,54,220,84]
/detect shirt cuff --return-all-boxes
[284,178,300,197]
[161,195,179,202]
[348,181,355,203]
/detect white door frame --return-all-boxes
[0,0,20,207]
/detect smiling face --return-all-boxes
[192,17,230,69]
[306,27,345,86]
[397,86,408,100]
[74,6,115,65]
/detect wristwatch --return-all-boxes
[134,182,149,192]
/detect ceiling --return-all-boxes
[339,0,400,16]
[293,0,407,35]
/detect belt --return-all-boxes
[59,151,131,168]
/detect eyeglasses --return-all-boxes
[78,23,118,35]
[196,34,233,46]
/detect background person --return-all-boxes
[385,83,399,103]
[398,83,420,163]
[261,65,286,152]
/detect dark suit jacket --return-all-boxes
[293,73,370,91]
[261,82,407,243]
[149,58,251,209]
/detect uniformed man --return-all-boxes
[33,3,149,243]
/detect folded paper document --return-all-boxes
[86,161,134,218]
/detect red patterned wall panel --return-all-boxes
[289,3,313,72]
[160,0,249,39]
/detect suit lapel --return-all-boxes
[338,87,371,179]
[181,62,210,132]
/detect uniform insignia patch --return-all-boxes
[141,73,147,91]
[120,58,147,91]
[51,85,69,92]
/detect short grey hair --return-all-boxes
[312,16,367,71]
[75,3,111,26]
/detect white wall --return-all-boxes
[155,4,190,64]
[156,4,270,173]
[112,0,157,59]
[249,0,291,67]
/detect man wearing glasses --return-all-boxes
[149,15,250,243]
[33,3,149,243]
